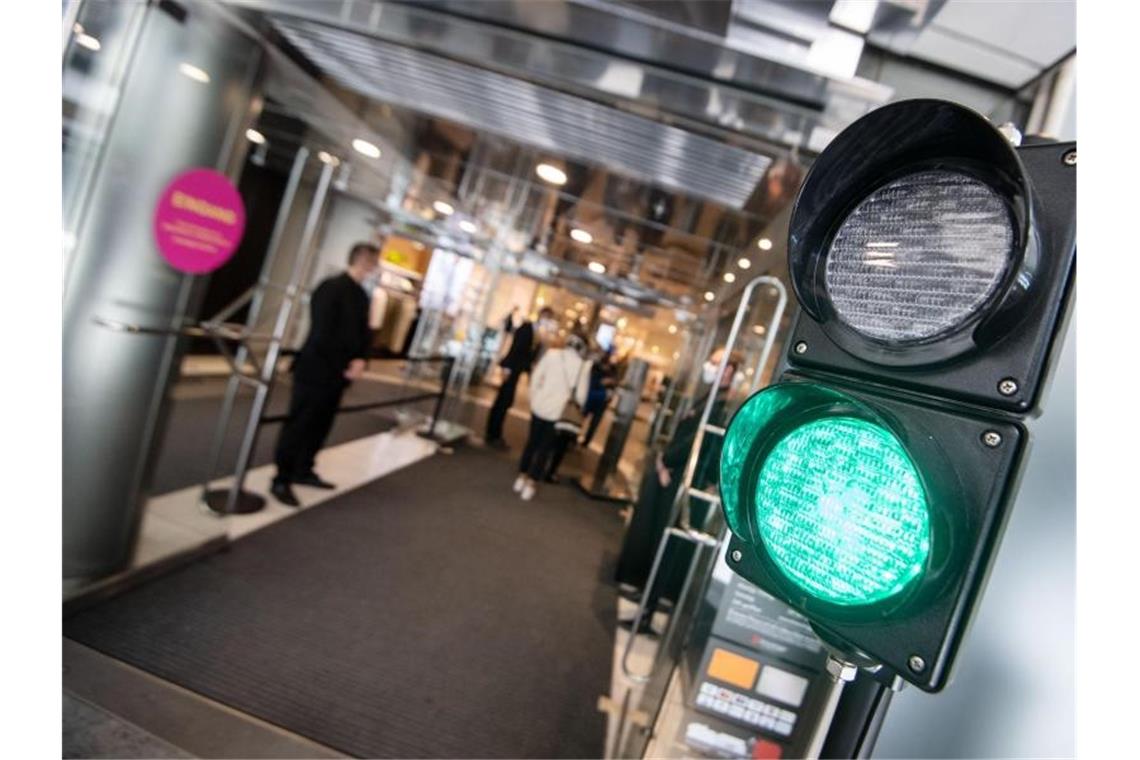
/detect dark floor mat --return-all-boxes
[150,375,435,495]
[65,447,623,759]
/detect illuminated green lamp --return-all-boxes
[721,384,931,607]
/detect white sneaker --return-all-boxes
[520,482,536,501]
[513,475,527,493]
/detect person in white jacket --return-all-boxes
[513,333,591,501]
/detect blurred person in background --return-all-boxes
[580,348,618,448]
[615,346,743,633]
[271,243,379,507]
[543,338,605,484]
[485,306,555,450]
[513,331,591,501]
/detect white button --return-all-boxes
[756,666,810,708]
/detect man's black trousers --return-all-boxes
[485,369,521,442]
[273,379,345,484]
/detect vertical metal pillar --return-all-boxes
[63,4,262,579]
[205,158,334,514]
[199,147,308,506]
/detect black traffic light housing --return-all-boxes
[720,99,1075,693]
[785,100,1076,413]
[724,374,1025,692]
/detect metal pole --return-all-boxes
[620,526,719,683]
[200,147,308,506]
[666,321,716,442]
[748,282,788,395]
[208,158,333,514]
[650,328,691,445]
[805,677,848,758]
[676,276,777,530]
[818,674,896,759]
[427,357,453,437]
[618,276,787,683]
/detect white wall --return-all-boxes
[874,314,1076,758]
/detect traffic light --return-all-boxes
[719,99,1075,692]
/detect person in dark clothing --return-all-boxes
[270,243,379,506]
[485,306,554,450]
[615,347,742,634]
[580,350,617,447]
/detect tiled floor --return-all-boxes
[65,429,439,604]
[63,691,191,759]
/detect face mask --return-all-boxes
[701,361,719,385]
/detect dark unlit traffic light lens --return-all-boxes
[825,169,1015,343]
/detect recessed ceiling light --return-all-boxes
[433,201,454,216]
[758,237,773,250]
[704,291,715,302]
[588,261,606,274]
[724,272,736,283]
[412,242,425,251]
[673,351,680,360]
[570,228,593,244]
[752,324,767,335]
[668,324,677,334]
[76,33,101,52]
[617,317,628,329]
[652,345,660,353]
[738,258,752,269]
[245,128,266,145]
[179,63,210,83]
[536,163,567,185]
[459,220,477,234]
[318,151,341,166]
[352,138,381,159]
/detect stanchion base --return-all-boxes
[417,420,470,446]
[575,475,633,504]
[203,489,266,515]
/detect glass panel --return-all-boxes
[62,0,148,266]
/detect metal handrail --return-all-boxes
[619,275,787,684]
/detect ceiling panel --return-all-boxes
[932,0,1075,68]
[273,17,773,209]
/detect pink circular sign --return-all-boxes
[153,168,246,274]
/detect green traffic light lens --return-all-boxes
[755,417,930,606]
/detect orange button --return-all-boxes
[706,648,760,690]
[752,738,782,759]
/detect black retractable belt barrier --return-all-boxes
[200,353,455,516]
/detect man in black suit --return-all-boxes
[484,306,554,450]
[270,243,379,506]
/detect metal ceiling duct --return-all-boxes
[273,17,773,209]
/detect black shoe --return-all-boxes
[270,481,300,507]
[544,474,562,485]
[618,617,659,637]
[487,438,510,451]
[293,472,336,490]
